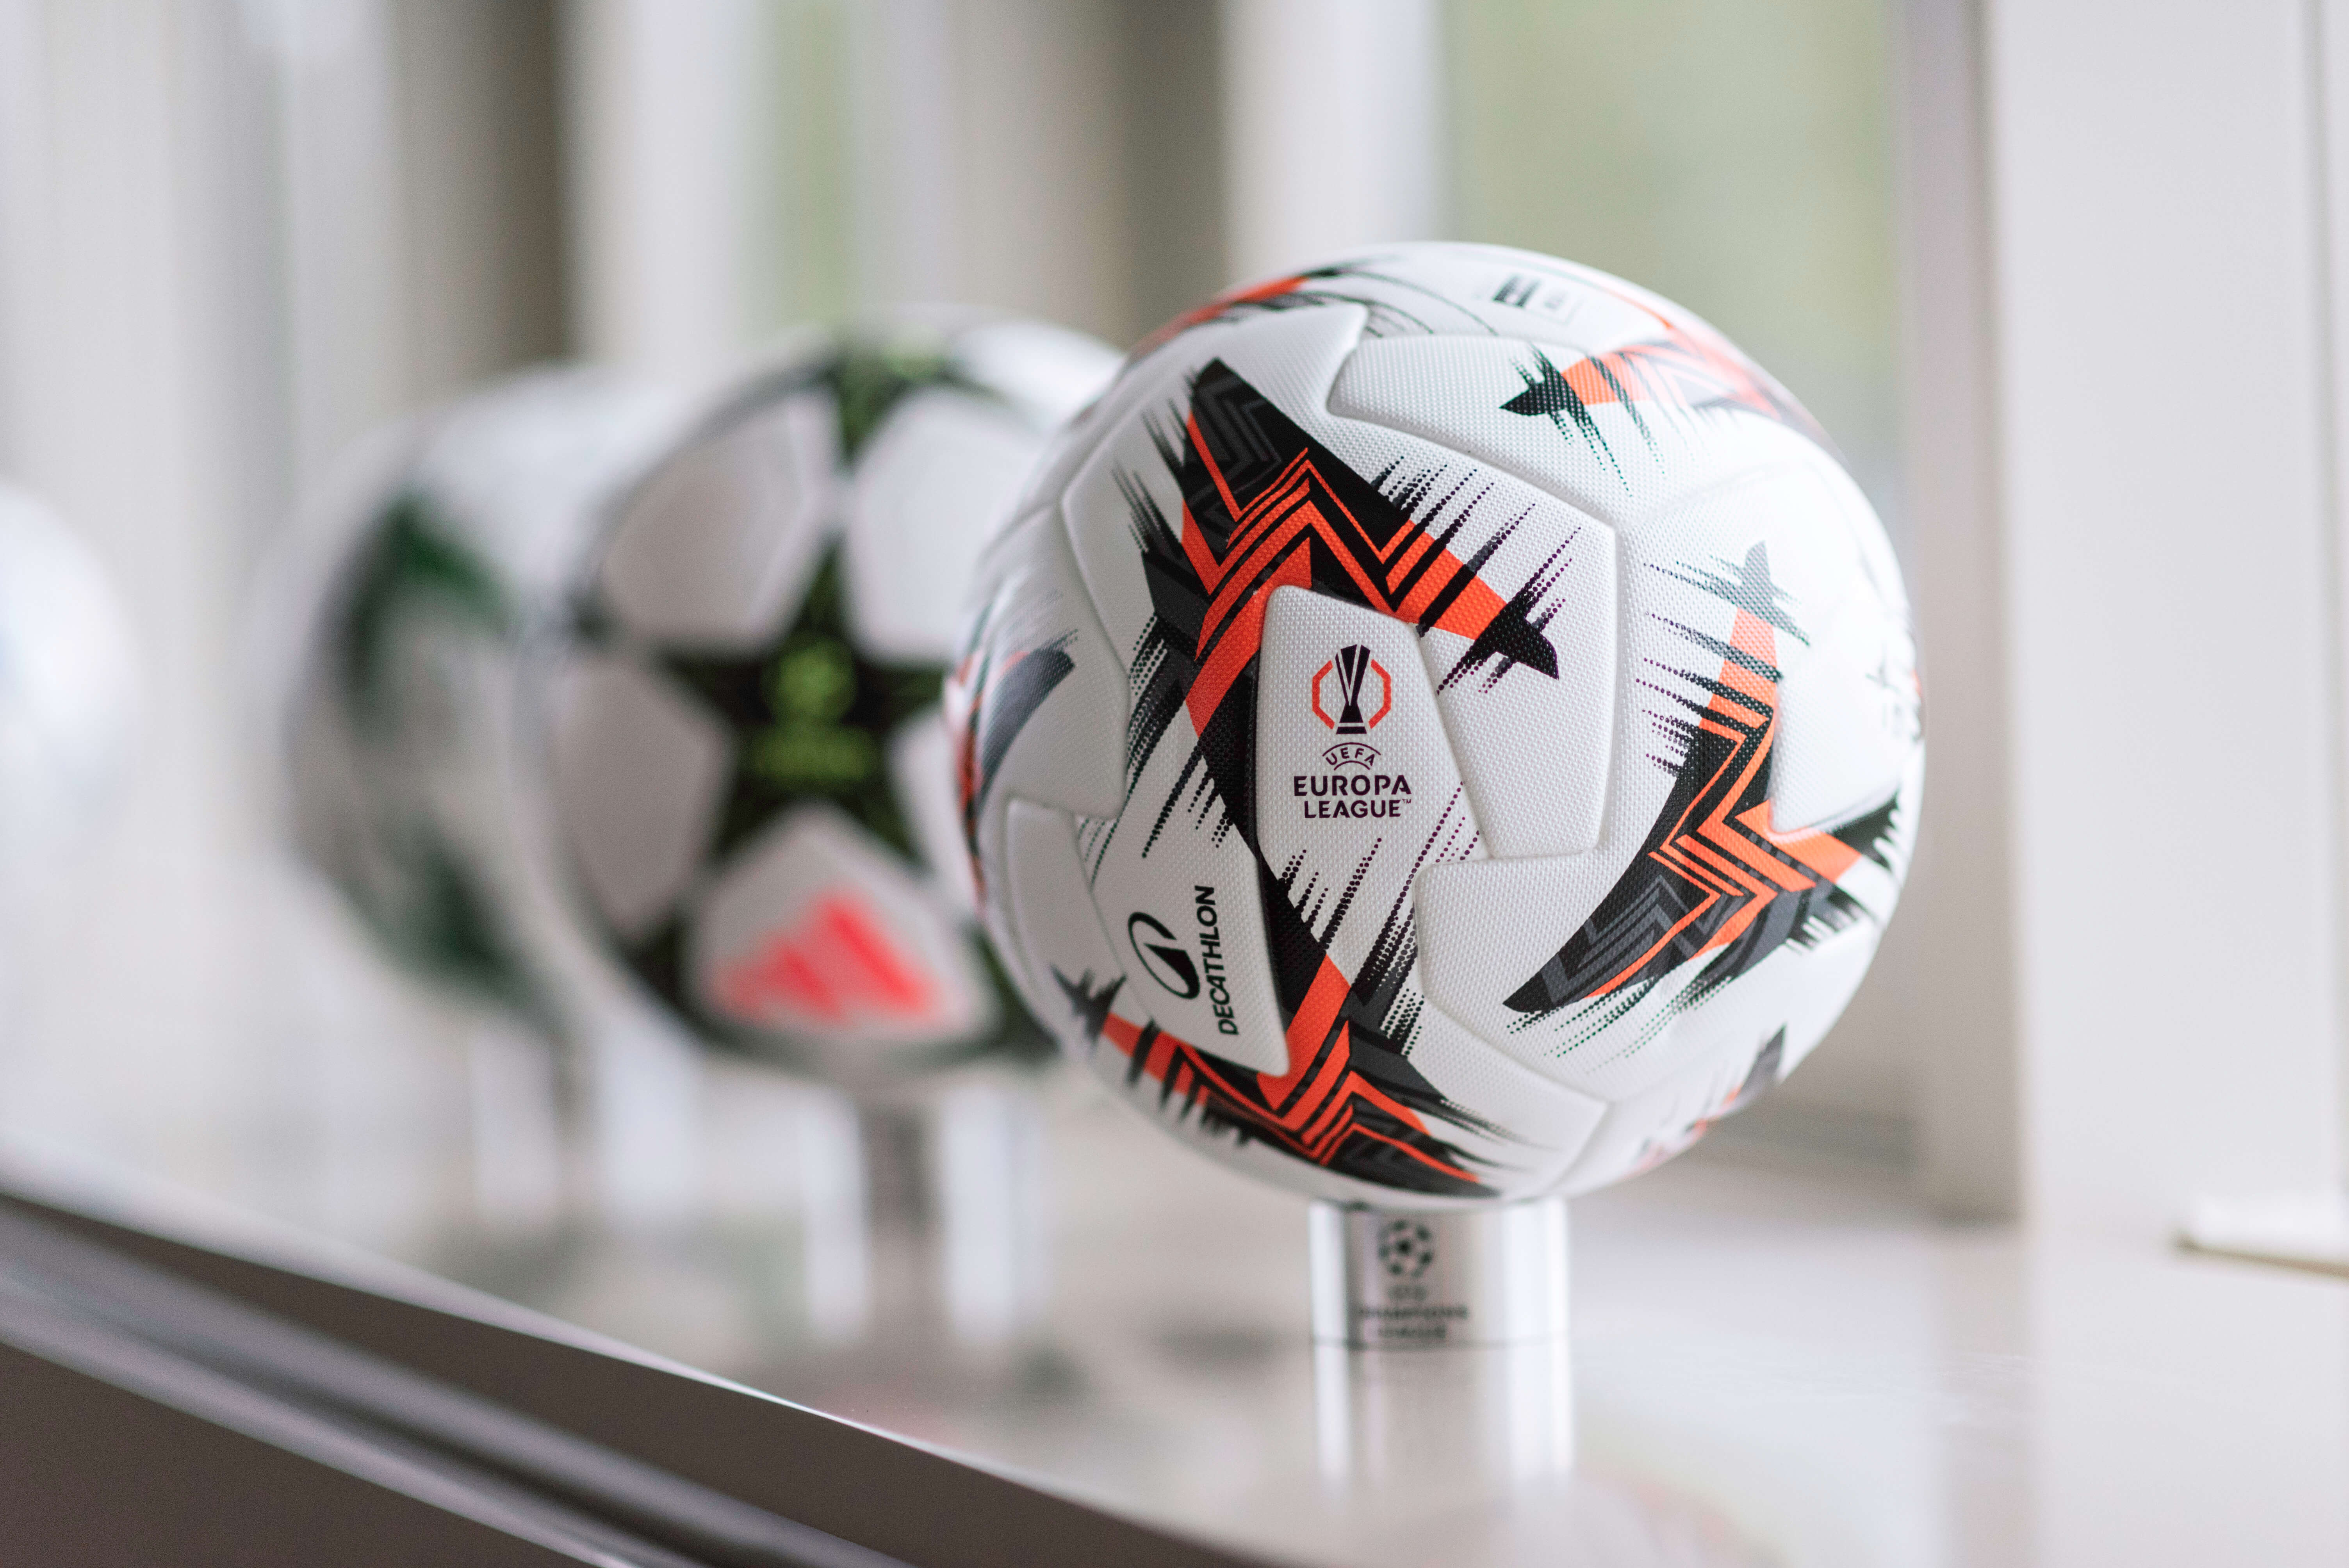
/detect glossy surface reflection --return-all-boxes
[7,1044,2349,1566]
[1308,1198,1569,1348]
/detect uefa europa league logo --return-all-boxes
[1312,644,1393,770]
[1331,645,1374,733]
[1312,644,1392,737]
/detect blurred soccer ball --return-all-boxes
[547,315,1120,1091]
[279,367,684,1035]
[0,483,137,902]
[954,244,1923,1206]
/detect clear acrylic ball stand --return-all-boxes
[1308,1197,1575,1486]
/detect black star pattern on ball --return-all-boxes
[625,333,1008,868]
[651,541,941,866]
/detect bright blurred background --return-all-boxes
[5,0,2342,1279]
[0,2,1915,1244]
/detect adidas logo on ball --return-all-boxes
[713,893,939,1028]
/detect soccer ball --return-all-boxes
[547,315,1122,1091]
[952,244,1922,1206]
[279,367,685,1037]
[0,482,137,904]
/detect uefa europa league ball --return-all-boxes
[280,367,684,1037]
[952,244,1923,1206]
[547,315,1121,1091]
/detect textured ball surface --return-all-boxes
[952,244,1922,1206]
[549,316,1120,1089]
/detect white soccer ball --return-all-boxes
[547,315,1121,1090]
[278,367,686,1035]
[0,483,138,903]
[952,244,1923,1206]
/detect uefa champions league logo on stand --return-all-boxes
[1312,1201,1567,1349]
[1377,1219,1436,1281]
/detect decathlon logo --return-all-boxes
[1126,911,1200,999]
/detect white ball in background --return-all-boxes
[274,366,689,1037]
[0,482,139,903]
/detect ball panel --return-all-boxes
[1414,855,1620,1073]
[953,507,1129,825]
[1412,483,1616,858]
[847,390,1044,665]
[549,654,730,941]
[1331,334,1712,518]
[1806,441,1914,627]
[1396,246,1725,354]
[950,319,1126,427]
[405,370,685,594]
[1742,918,1887,1085]
[949,504,1135,1070]
[1254,585,1486,995]
[1552,1030,1779,1197]
[1458,885,1896,1112]
[1421,478,1917,1106]
[886,709,973,915]
[1404,999,1609,1196]
[1085,715,1294,1077]
[1059,303,1372,679]
[599,393,837,646]
[1627,460,1917,836]
[1334,340,1846,552]
[1772,579,1919,832]
[997,798,1120,1040]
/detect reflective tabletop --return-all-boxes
[12,1045,2342,1568]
